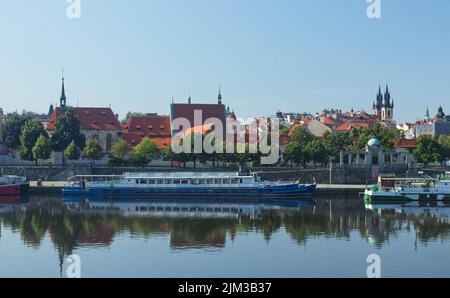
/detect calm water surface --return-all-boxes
[0,195,450,277]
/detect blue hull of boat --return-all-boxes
[63,184,316,198]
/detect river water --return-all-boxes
[0,195,449,277]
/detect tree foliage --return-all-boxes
[349,124,401,151]
[64,140,81,161]
[3,115,32,149]
[18,120,48,161]
[413,135,442,165]
[131,138,160,166]
[32,135,52,163]
[108,139,133,166]
[51,108,86,151]
[82,141,104,165]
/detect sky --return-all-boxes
[0,0,449,123]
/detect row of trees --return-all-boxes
[414,135,450,166]
[108,132,269,168]
[284,123,403,168]
[2,109,105,165]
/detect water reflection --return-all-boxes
[1,196,450,273]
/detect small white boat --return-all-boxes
[364,176,450,203]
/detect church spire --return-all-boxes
[60,69,67,112]
[384,84,391,106]
[218,87,222,104]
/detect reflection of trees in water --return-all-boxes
[1,198,450,260]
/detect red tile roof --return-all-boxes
[334,122,369,132]
[122,133,171,149]
[47,107,121,131]
[122,115,172,149]
[395,138,417,149]
[124,115,171,136]
[319,115,336,125]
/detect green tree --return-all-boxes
[108,139,133,166]
[51,108,86,151]
[304,139,328,167]
[32,135,52,165]
[322,131,352,160]
[64,140,81,161]
[290,126,314,144]
[284,141,305,167]
[18,120,48,162]
[131,138,160,167]
[162,145,189,167]
[3,115,32,149]
[284,126,314,167]
[349,124,401,151]
[437,135,450,164]
[414,135,442,166]
[82,141,104,166]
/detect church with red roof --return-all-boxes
[47,76,122,152]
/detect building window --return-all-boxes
[106,133,112,152]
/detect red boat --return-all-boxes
[0,176,29,196]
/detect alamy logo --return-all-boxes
[171,113,280,165]
[66,0,82,19]
[366,254,381,278]
[66,254,81,278]
[367,0,381,19]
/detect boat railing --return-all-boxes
[67,175,122,184]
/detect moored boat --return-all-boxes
[63,172,316,198]
[364,176,450,204]
[0,176,29,196]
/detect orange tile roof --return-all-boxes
[122,133,171,149]
[179,123,214,140]
[319,115,336,125]
[288,123,306,137]
[395,138,417,149]
[334,122,369,132]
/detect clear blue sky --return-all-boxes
[1,0,449,123]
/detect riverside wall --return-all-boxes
[1,164,416,184]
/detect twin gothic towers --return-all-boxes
[373,85,394,122]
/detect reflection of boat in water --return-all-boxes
[63,198,315,219]
[0,196,26,214]
[63,172,316,198]
[364,176,450,203]
[366,201,450,222]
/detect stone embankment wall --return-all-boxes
[1,164,417,184]
[0,165,91,181]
